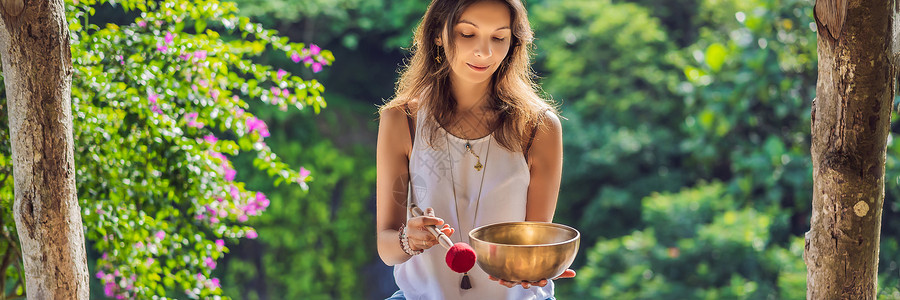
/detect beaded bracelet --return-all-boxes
[399,224,423,256]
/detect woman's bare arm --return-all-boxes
[376,105,452,265]
[376,106,416,266]
[524,111,563,222]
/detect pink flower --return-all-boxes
[156,43,168,53]
[246,229,258,239]
[312,62,322,73]
[224,167,236,181]
[204,135,218,144]
[104,282,116,297]
[96,271,105,279]
[164,32,174,45]
[194,50,207,61]
[185,112,204,128]
[204,257,216,269]
[282,89,290,98]
[210,217,219,224]
[148,94,163,114]
[205,205,217,217]
[215,239,225,248]
[303,56,314,64]
[229,185,240,201]
[146,258,154,266]
[210,151,226,161]
[270,87,281,96]
[245,117,270,138]
[237,214,249,222]
[210,89,220,99]
[309,44,320,55]
[255,192,269,209]
[137,21,147,27]
[299,167,311,180]
[211,278,221,288]
[243,204,258,216]
[155,231,165,240]
[179,53,192,61]
[291,53,301,63]
[277,69,287,80]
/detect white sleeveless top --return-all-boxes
[394,107,554,300]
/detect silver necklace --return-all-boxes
[445,132,491,290]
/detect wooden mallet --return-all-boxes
[410,204,477,289]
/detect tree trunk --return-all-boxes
[0,0,88,299]
[805,0,894,299]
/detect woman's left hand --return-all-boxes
[488,269,576,289]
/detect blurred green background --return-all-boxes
[86,0,900,298]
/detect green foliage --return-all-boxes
[229,0,427,50]
[0,0,335,298]
[532,0,687,243]
[219,96,376,299]
[570,183,805,299]
[676,0,815,211]
[530,0,897,297]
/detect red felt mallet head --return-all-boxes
[408,205,477,273]
[445,242,476,273]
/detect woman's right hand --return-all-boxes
[406,207,455,251]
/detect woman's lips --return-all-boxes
[467,63,489,72]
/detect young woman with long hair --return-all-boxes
[376,1,574,298]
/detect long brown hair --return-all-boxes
[379,0,557,152]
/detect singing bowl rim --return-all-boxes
[468,221,580,247]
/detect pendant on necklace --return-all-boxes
[465,141,483,171]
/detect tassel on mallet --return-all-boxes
[410,204,476,289]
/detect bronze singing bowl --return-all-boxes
[469,222,580,282]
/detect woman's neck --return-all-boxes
[449,75,492,113]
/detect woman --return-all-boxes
[376,0,574,299]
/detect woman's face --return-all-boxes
[441,0,512,85]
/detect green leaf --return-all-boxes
[195,19,207,33]
[705,43,728,72]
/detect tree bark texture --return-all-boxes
[806,0,894,299]
[0,0,88,299]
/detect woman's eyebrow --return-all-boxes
[457,19,511,31]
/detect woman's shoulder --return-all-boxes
[527,103,561,131]
[378,98,422,136]
[380,98,421,117]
